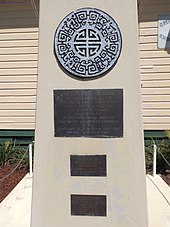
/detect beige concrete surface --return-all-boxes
[146,175,170,227]
[0,174,32,227]
[0,174,169,227]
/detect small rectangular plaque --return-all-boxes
[71,195,107,217]
[70,155,106,176]
[54,89,123,138]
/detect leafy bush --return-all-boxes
[145,131,170,174]
[0,140,29,168]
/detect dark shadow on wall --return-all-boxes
[165,30,170,54]
[138,0,170,23]
[0,0,39,29]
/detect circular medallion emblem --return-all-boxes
[54,8,122,78]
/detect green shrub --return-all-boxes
[0,140,29,168]
[145,132,170,174]
[145,141,154,173]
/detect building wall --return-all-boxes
[0,1,38,129]
[139,0,170,130]
[0,0,169,131]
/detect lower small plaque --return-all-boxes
[71,195,107,217]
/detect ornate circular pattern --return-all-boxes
[54,8,122,78]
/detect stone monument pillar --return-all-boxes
[31,1,148,227]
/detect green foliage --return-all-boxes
[145,142,154,173]
[0,140,29,168]
[156,140,170,173]
[164,130,170,139]
[145,132,170,174]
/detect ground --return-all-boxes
[0,165,27,203]
[161,174,170,186]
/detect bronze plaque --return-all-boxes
[71,195,107,216]
[54,89,123,138]
[70,155,106,176]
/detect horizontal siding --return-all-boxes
[0,40,38,47]
[0,2,38,129]
[0,47,38,55]
[0,96,36,103]
[140,58,170,65]
[0,82,37,89]
[0,68,37,75]
[0,75,37,82]
[143,124,170,130]
[0,32,38,40]
[140,50,170,58]
[0,123,35,129]
[142,80,170,87]
[0,61,37,68]
[0,27,38,33]
[141,73,170,80]
[0,103,35,110]
[143,102,170,109]
[0,116,35,123]
[143,117,170,123]
[0,110,36,116]
[142,88,170,95]
[142,95,170,102]
[0,54,38,61]
[139,0,170,130]
[143,109,170,116]
[141,66,170,73]
[0,89,36,96]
